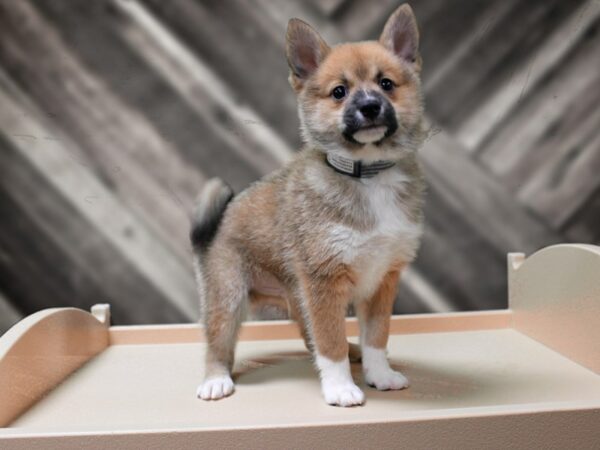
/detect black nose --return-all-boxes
[359,101,381,120]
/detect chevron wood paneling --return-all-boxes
[0,0,597,326]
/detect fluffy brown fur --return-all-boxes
[193,4,426,407]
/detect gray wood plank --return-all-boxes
[307,0,348,18]
[475,15,600,229]
[563,187,600,244]
[144,0,302,148]
[517,105,600,229]
[0,70,199,321]
[422,0,517,93]
[395,268,452,314]
[427,0,584,132]
[327,0,400,41]
[478,14,600,189]
[0,133,190,324]
[34,0,271,192]
[0,0,203,264]
[421,126,562,255]
[114,0,292,168]
[0,292,22,336]
[456,0,599,151]
[414,184,507,310]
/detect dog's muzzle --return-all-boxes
[342,90,398,144]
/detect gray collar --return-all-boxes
[326,152,395,178]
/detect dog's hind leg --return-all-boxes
[348,342,362,363]
[287,297,314,354]
[197,246,248,400]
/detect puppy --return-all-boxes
[192,4,426,407]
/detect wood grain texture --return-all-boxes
[0,1,200,264]
[0,71,198,321]
[0,292,22,336]
[457,0,599,152]
[0,133,190,323]
[563,186,600,243]
[0,0,597,322]
[429,0,585,133]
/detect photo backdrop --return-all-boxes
[0,0,598,329]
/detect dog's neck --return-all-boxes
[325,152,395,178]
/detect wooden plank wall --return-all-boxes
[0,291,21,335]
[0,0,598,326]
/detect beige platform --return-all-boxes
[1,244,599,449]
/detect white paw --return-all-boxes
[322,381,365,407]
[197,375,234,400]
[365,368,409,391]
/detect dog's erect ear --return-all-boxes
[286,18,330,90]
[379,4,421,70]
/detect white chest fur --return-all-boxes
[325,170,423,301]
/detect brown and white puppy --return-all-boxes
[192,4,426,407]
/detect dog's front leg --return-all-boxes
[356,266,409,391]
[301,269,365,407]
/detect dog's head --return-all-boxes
[286,4,424,159]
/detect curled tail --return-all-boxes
[190,178,234,252]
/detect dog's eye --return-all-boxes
[331,85,346,100]
[380,78,394,91]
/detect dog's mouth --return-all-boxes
[343,121,397,146]
[352,125,388,144]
